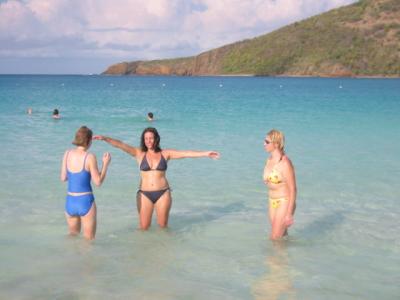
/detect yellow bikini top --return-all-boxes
[263,157,283,184]
[266,168,283,184]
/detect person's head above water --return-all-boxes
[147,112,154,121]
[265,129,285,153]
[72,126,93,148]
[140,127,161,152]
[52,108,60,119]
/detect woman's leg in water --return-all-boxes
[155,190,172,228]
[65,213,81,236]
[137,193,155,230]
[270,199,290,240]
[81,202,97,240]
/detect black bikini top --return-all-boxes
[140,153,168,171]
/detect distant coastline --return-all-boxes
[1,73,399,78]
[101,73,400,78]
[102,0,400,78]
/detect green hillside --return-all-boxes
[103,0,400,77]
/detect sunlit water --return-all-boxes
[0,75,399,299]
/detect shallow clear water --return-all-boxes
[0,75,399,299]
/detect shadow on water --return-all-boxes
[289,210,347,244]
[293,210,347,242]
[171,202,247,231]
[94,201,249,238]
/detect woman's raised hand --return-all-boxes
[207,151,220,160]
[93,135,105,141]
[103,152,111,165]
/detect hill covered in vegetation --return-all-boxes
[103,0,400,77]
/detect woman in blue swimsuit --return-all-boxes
[60,126,111,240]
[93,127,219,230]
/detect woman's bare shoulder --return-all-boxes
[282,155,294,167]
[87,152,96,160]
[161,149,173,158]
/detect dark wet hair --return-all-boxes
[140,127,161,152]
[147,112,154,118]
[72,126,92,147]
[53,109,59,115]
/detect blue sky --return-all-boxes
[0,0,356,74]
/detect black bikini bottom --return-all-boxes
[137,188,170,204]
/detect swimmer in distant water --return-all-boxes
[147,112,154,121]
[93,127,220,230]
[263,129,297,240]
[60,126,111,240]
[27,108,32,115]
[53,109,60,119]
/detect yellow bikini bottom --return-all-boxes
[269,197,288,209]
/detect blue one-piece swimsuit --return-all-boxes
[65,152,94,216]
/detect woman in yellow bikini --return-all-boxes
[263,129,297,240]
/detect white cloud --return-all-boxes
[0,0,356,70]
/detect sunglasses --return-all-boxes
[264,139,271,144]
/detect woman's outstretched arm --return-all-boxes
[163,149,220,160]
[93,135,140,157]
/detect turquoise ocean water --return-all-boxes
[0,75,399,299]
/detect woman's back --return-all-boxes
[66,149,89,172]
[66,149,92,193]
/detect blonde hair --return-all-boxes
[267,129,285,152]
[72,126,92,147]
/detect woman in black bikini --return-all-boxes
[93,127,219,230]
